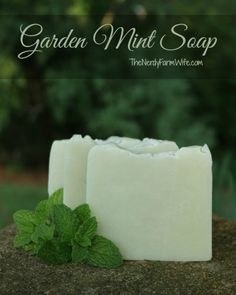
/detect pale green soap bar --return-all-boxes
[86,144,212,261]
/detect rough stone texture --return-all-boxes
[0,216,235,295]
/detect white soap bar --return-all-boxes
[87,144,212,261]
[63,135,95,209]
[48,139,69,195]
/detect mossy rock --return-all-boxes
[0,217,235,295]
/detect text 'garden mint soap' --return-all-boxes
[86,144,212,261]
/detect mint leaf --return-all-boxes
[75,217,97,247]
[71,243,88,263]
[13,210,36,233]
[54,204,78,243]
[31,224,55,243]
[14,232,32,248]
[48,188,64,206]
[75,217,97,242]
[38,239,71,265]
[88,235,123,269]
[77,236,92,248]
[35,200,50,224]
[74,204,91,224]
[35,189,63,224]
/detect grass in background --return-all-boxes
[0,183,46,229]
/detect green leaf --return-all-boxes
[48,188,64,205]
[13,210,36,233]
[35,189,63,224]
[71,243,88,263]
[75,217,97,246]
[77,236,92,248]
[35,200,49,224]
[73,204,91,224]
[14,232,32,248]
[31,224,55,243]
[38,239,72,265]
[87,235,123,269]
[54,204,78,243]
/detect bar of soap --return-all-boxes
[86,144,212,261]
[63,135,95,209]
[48,139,69,195]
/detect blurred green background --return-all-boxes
[0,0,236,229]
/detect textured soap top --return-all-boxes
[129,138,179,154]
[107,136,141,148]
[88,143,212,164]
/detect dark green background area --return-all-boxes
[0,0,236,228]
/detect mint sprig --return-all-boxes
[13,189,123,268]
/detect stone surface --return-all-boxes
[0,216,235,295]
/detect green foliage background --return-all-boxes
[0,0,236,223]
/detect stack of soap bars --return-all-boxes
[48,135,212,261]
